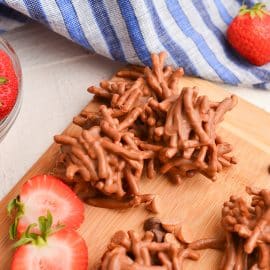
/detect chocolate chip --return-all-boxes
[151,229,165,243]
[144,217,162,231]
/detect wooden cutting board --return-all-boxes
[1,77,270,270]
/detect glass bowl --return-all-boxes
[0,37,22,142]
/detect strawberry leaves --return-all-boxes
[8,197,24,240]
[13,224,38,249]
[38,211,64,239]
[7,197,24,216]
[7,196,64,243]
[38,212,53,238]
[13,211,64,248]
[239,2,270,18]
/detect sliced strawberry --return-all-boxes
[14,175,84,234]
[11,228,88,270]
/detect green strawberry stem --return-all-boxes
[239,2,270,18]
[7,197,25,240]
[0,76,8,109]
[0,76,8,85]
[10,210,65,248]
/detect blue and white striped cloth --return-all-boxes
[1,0,270,89]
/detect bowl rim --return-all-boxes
[0,37,23,141]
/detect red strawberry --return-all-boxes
[11,213,88,270]
[0,50,18,120]
[227,3,270,66]
[8,175,84,237]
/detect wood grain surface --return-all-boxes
[0,77,270,270]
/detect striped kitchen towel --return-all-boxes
[0,0,270,89]
[0,4,29,33]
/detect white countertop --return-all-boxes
[0,22,269,200]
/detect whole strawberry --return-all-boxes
[227,3,270,66]
[0,50,18,120]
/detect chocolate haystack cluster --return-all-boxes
[54,52,237,211]
[99,187,270,269]
[99,218,223,270]
[221,187,270,269]
[54,121,158,212]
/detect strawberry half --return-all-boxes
[227,3,270,66]
[8,175,84,237]
[11,213,88,270]
[0,50,18,120]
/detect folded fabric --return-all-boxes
[1,0,270,89]
[0,4,29,33]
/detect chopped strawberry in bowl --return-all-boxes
[0,37,22,142]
